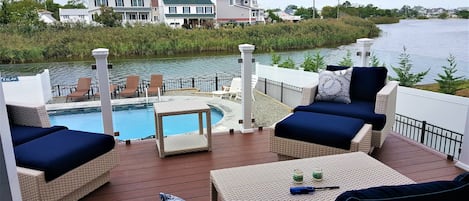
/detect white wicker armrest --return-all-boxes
[6,104,51,128]
[374,81,398,115]
[374,81,398,146]
[300,82,318,106]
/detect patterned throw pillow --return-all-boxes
[315,68,353,104]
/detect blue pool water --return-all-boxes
[49,104,223,140]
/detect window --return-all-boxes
[169,7,176,14]
[140,14,148,20]
[196,7,204,14]
[115,0,124,6]
[129,14,137,20]
[183,7,190,14]
[131,0,144,6]
[79,15,85,19]
[95,0,108,7]
[63,15,70,19]
[205,7,212,14]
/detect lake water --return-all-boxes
[0,19,467,85]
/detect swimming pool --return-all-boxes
[49,104,223,141]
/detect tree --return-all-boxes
[93,6,122,27]
[338,50,353,67]
[7,0,43,25]
[63,0,87,9]
[0,0,11,24]
[438,12,448,19]
[301,51,325,72]
[45,0,61,20]
[321,6,337,18]
[457,10,469,19]
[435,54,464,94]
[267,10,282,23]
[294,7,319,19]
[389,46,430,87]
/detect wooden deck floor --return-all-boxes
[81,129,465,201]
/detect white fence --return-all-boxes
[2,70,52,105]
[255,63,469,134]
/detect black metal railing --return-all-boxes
[51,74,237,97]
[257,77,303,103]
[393,114,463,160]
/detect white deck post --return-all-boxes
[0,75,22,201]
[456,106,469,171]
[356,38,374,67]
[92,48,114,136]
[239,44,255,133]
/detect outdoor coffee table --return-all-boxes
[154,100,212,158]
[210,152,415,200]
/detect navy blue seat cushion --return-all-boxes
[10,124,68,146]
[350,67,387,102]
[335,172,469,201]
[294,100,386,130]
[14,129,115,182]
[275,111,364,150]
[326,66,388,102]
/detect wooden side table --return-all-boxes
[153,101,212,158]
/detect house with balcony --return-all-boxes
[215,0,265,24]
[88,0,154,24]
[158,0,215,28]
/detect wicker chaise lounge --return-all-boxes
[7,104,119,201]
[296,66,398,148]
[270,66,397,159]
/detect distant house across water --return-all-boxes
[59,8,91,24]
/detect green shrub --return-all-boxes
[435,54,464,94]
[301,51,325,72]
[278,57,295,69]
[389,46,430,87]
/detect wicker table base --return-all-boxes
[210,152,415,201]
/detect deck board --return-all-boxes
[81,129,464,201]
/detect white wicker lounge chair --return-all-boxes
[6,104,119,201]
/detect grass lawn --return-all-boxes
[415,80,469,98]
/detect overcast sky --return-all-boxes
[257,0,469,10]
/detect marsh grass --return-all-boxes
[0,16,379,64]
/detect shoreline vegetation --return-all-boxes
[0,16,379,64]
[416,81,469,98]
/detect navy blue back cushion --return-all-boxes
[335,172,469,201]
[325,66,388,102]
[350,67,387,102]
[326,65,350,71]
[275,111,364,150]
[294,100,386,130]
[14,129,115,182]
[10,125,68,146]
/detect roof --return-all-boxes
[165,13,215,18]
[163,0,213,5]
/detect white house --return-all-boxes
[158,0,215,28]
[274,11,301,22]
[215,0,265,24]
[88,0,154,24]
[59,8,92,24]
